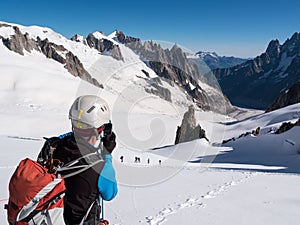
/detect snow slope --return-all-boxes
[0,21,194,114]
[106,108,300,225]
[0,22,300,225]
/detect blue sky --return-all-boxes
[1,0,300,57]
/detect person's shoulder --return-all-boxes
[58,132,73,140]
[44,132,73,146]
[38,132,72,164]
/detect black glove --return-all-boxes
[102,132,116,153]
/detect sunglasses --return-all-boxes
[97,124,106,134]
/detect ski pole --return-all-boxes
[98,196,104,219]
[99,196,109,225]
[102,197,104,219]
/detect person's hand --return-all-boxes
[102,132,116,153]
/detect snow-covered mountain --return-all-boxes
[214,32,300,109]
[1,21,300,225]
[186,51,247,91]
[113,30,234,113]
[266,81,300,112]
[0,21,233,115]
[191,51,247,70]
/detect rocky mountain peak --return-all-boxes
[70,34,87,45]
[2,25,39,55]
[118,31,233,114]
[170,44,186,62]
[266,39,281,59]
[85,33,123,61]
[213,32,300,109]
[0,22,234,114]
[174,105,208,144]
[290,32,300,42]
[170,44,180,52]
[281,32,300,56]
[196,51,218,59]
[115,30,140,44]
[0,23,102,88]
[191,51,247,72]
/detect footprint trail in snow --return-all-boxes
[145,171,256,225]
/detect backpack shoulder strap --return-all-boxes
[57,151,104,178]
[78,201,97,225]
[40,132,105,178]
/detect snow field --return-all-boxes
[1,21,300,225]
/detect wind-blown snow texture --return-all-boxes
[0,22,300,225]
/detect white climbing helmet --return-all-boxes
[69,95,110,129]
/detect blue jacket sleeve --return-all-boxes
[98,154,118,201]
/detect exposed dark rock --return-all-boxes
[1,25,102,88]
[2,26,39,55]
[222,137,235,144]
[145,78,172,102]
[109,43,123,61]
[222,120,299,145]
[122,35,234,114]
[86,33,123,61]
[275,119,300,134]
[37,37,66,64]
[102,39,114,51]
[150,77,163,86]
[188,88,210,110]
[175,105,208,144]
[147,61,216,111]
[64,52,86,76]
[141,69,150,78]
[92,78,102,88]
[266,40,281,60]
[64,52,102,88]
[115,30,140,44]
[86,33,104,51]
[251,127,261,136]
[70,34,87,45]
[222,127,260,145]
[37,37,99,86]
[238,131,251,138]
[0,23,11,28]
[174,126,181,144]
[214,32,300,109]
[266,81,300,112]
[282,32,300,56]
[115,30,126,43]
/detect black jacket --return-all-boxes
[40,134,104,224]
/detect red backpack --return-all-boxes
[6,135,107,225]
[6,158,65,225]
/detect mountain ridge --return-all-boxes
[213,32,300,109]
[266,81,300,112]
[194,51,247,70]
[0,21,233,114]
[113,31,233,113]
